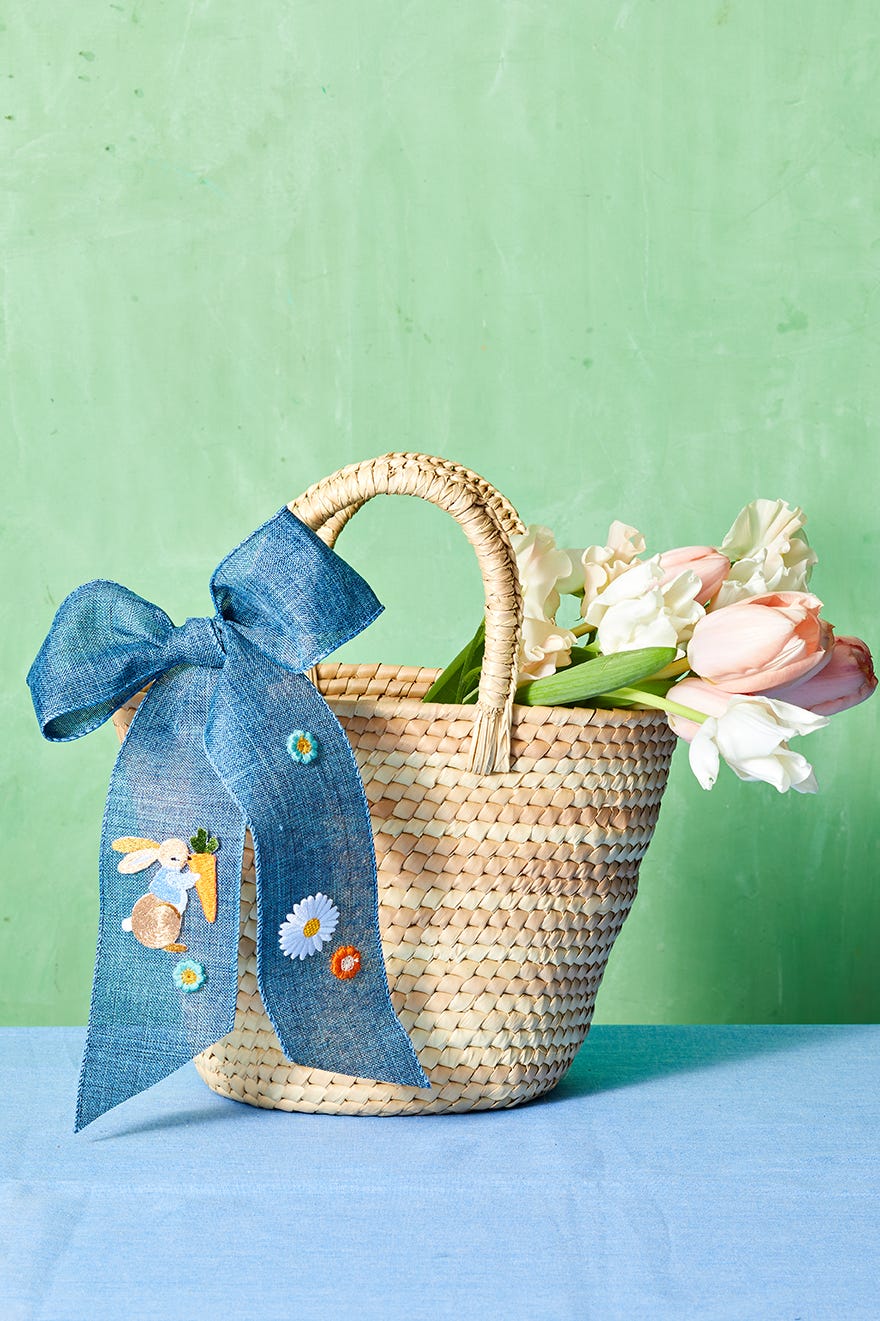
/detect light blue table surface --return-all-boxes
[1,1026,877,1321]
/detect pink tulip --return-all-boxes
[666,676,734,742]
[687,591,834,694]
[764,635,877,715]
[657,546,730,603]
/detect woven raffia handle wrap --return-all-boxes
[312,454,525,544]
[290,453,525,774]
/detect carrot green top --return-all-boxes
[190,827,219,855]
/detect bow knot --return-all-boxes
[170,616,226,670]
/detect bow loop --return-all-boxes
[27,512,383,743]
[27,580,179,742]
[210,509,382,673]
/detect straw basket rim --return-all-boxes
[314,660,671,731]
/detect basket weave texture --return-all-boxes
[113,455,677,1114]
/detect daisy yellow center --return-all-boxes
[297,738,312,755]
[302,918,321,938]
[181,968,198,985]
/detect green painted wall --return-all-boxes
[2,1,878,1026]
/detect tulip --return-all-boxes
[512,525,573,620]
[660,677,828,791]
[666,676,736,742]
[686,694,828,794]
[687,591,834,694]
[714,498,817,607]
[764,635,877,716]
[518,614,577,681]
[711,545,818,609]
[657,546,730,603]
[584,556,704,654]
[559,521,646,604]
[511,525,579,683]
[720,497,818,582]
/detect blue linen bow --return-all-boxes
[28,508,429,1130]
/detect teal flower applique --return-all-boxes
[172,959,206,993]
[286,729,319,764]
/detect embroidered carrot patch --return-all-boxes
[189,827,219,923]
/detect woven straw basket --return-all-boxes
[114,453,677,1115]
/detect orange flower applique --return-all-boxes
[330,946,362,980]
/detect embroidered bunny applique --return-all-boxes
[112,831,218,953]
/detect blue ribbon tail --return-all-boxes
[205,629,430,1089]
[75,670,245,1131]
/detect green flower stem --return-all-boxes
[571,621,595,639]
[647,656,691,681]
[606,685,708,724]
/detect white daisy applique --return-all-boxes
[279,893,340,960]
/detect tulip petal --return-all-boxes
[721,498,806,560]
[658,547,730,602]
[688,721,721,790]
[765,636,877,715]
[725,748,819,794]
[748,697,829,738]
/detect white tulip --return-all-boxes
[518,614,577,681]
[512,525,574,619]
[584,557,704,654]
[715,498,817,608]
[712,543,816,609]
[559,521,646,608]
[510,525,578,682]
[688,694,829,794]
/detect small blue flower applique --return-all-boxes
[172,960,206,993]
[286,729,319,764]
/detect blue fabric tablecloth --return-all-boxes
[1,1025,877,1320]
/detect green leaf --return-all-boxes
[515,647,677,707]
[566,644,600,666]
[189,826,219,854]
[458,666,483,705]
[422,620,485,704]
[453,625,486,703]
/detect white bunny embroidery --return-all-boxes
[112,836,200,951]
[116,838,197,909]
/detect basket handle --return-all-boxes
[290,453,525,774]
[312,455,524,545]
